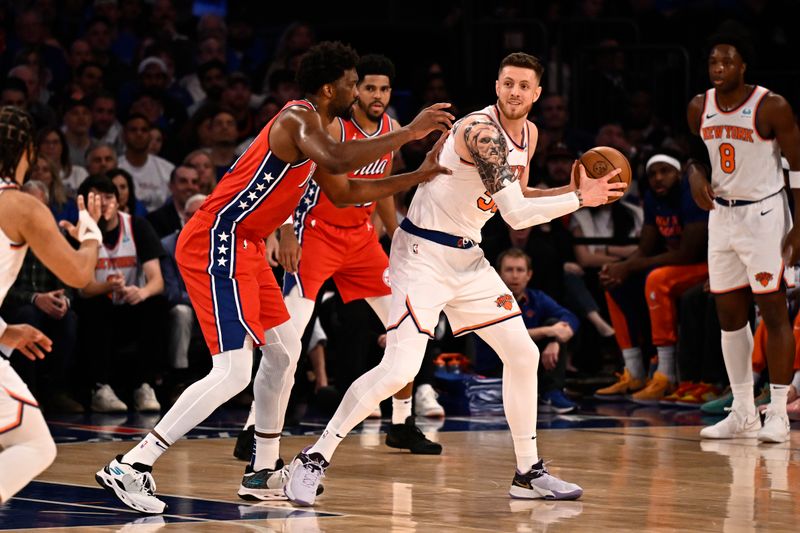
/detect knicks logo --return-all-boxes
[755,272,774,287]
[495,294,513,311]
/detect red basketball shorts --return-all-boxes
[283,217,391,303]
[176,210,289,354]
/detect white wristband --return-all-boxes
[77,210,102,244]
[789,170,800,189]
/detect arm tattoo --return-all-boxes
[464,119,516,194]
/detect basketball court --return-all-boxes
[2,408,798,532]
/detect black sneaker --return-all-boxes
[238,459,287,501]
[385,416,443,455]
[233,425,255,461]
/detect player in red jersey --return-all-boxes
[96,42,454,514]
[233,56,440,484]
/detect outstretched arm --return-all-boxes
[454,117,624,229]
[315,132,451,206]
[273,104,453,175]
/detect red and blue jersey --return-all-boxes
[200,99,318,239]
[293,114,394,237]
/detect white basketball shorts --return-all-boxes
[386,228,521,337]
[708,190,795,294]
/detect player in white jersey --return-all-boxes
[284,53,625,505]
[687,34,800,443]
[0,105,102,503]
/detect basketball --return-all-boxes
[573,146,632,204]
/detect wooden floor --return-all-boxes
[7,426,800,532]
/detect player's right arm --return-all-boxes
[453,116,624,229]
[271,104,453,175]
[686,94,715,210]
[14,192,101,289]
[313,132,451,207]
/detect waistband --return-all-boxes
[714,189,783,207]
[194,209,267,242]
[400,218,476,249]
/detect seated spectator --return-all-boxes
[473,249,580,413]
[118,113,175,212]
[85,142,118,176]
[90,91,124,154]
[222,72,256,142]
[209,108,238,180]
[187,60,227,116]
[108,167,148,218]
[74,175,167,413]
[0,181,82,413]
[148,124,164,156]
[147,165,200,238]
[35,127,88,195]
[159,194,209,389]
[183,149,216,194]
[1,78,28,109]
[26,155,78,223]
[595,152,709,404]
[62,97,93,168]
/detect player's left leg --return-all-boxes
[365,295,442,454]
[474,317,583,500]
[753,288,794,442]
[0,371,57,503]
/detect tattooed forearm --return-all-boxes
[464,119,516,194]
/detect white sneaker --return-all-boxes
[414,384,445,417]
[757,406,790,443]
[92,384,128,413]
[284,446,329,506]
[134,383,161,412]
[510,460,583,500]
[95,455,166,514]
[700,409,760,439]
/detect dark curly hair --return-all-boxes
[357,54,395,85]
[296,41,359,95]
[707,32,756,67]
[0,106,34,179]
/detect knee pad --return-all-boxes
[258,321,302,375]
[377,342,425,390]
[211,343,254,393]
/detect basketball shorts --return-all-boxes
[176,210,290,354]
[283,217,391,303]
[385,227,521,338]
[0,360,38,436]
[708,190,795,294]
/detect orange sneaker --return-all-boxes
[594,368,645,401]
[660,381,697,407]
[631,372,675,406]
[675,383,720,407]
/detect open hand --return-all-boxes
[0,324,52,361]
[406,103,454,140]
[417,131,452,182]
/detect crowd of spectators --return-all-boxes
[2,1,799,419]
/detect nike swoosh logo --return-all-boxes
[706,113,717,119]
[761,209,773,216]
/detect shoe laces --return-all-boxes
[300,455,326,488]
[127,469,157,496]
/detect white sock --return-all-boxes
[122,433,169,467]
[770,384,789,415]
[253,435,280,471]
[791,370,800,393]
[513,435,539,473]
[391,397,412,424]
[244,402,255,429]
[309,428,344,462]
[622,347,644,380]
[655,345,676,382]
[721,325,755,416]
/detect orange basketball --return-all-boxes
[573,146,632,204]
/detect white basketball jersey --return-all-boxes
[95,211,144,298]
[406,105,531,243]
[0,186,28,307]
[701,86,784,201]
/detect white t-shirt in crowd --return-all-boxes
[118,154,175,212]
[61,166,89,196]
